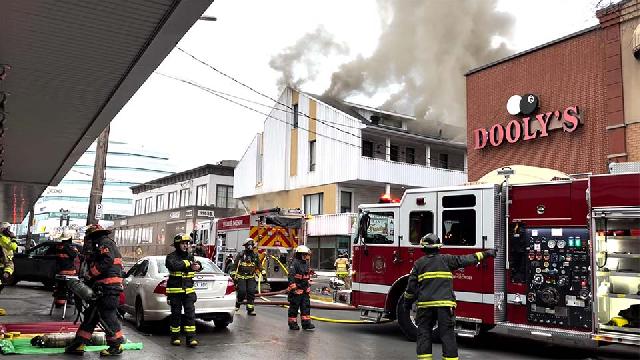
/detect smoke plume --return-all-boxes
[269,26,349,90]
[272,0,514,141]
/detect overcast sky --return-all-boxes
[109,0,599,172]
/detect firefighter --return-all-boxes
[52,237,79,307]
[166,233,202,347]
[0,222,17,316]
[403,233,495,360]
[287,245,315,331]
[232,238,261,316]
[65,224,125,356]
[334,250,350,290]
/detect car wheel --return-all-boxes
[213,320,230,328]
[135,299,148,331]
[396,297,441,343]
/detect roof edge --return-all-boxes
[465,25,600,76]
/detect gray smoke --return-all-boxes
[269,26,349,90]
[271,0,514,141]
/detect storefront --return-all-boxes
[465,0,640,181]
[306,213,356,270]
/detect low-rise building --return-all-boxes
[234,88,468,269]
[113,162,244,259]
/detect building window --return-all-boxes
[216,185,234,208]
[156,194,165,212]
[179,188,190,207]
[293,103,299,128]
[144,197,153,214]
[309,140,316,172]
[168,191,178,209]
[409,211,434,245]
[134,199,142,215]
[196,184,208,206]
[362,140,373,157]
[439,153,449,169]
[390,145,399,161]
[340,191,352,213]
[304,193,324,215]
[406,147,415,164]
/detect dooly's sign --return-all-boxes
[474,95,583,150]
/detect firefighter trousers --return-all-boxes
[168,292,197,338]
[416,306,457,359]
[288,292,311,324]
[236,278,256,311]
[76,293,123,346]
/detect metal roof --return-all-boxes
[0,0,213,222]
[131,163,235,194]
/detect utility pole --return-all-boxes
[87,125,110,225]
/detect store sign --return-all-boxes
[474,99,583,150]
[217,215,250,231]
[197,210,215,218]
[169,211,181,219]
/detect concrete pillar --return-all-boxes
[385,184,391,197]
[385,137,391,161]
[426,144,431,167]
[463,152,468,172]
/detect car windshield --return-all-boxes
[156,257,222,274]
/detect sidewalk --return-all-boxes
[0,283,164,359]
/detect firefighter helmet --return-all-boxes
[173,233,191,244]
[295,245,311,254]
[419,233,442,249]
[85,224,111,238]
[243,238,255,247]
[0,222,10,230]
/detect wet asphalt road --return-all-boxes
[1,283,638,359]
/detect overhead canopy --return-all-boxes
[0,0,213,223]
[478,165,571,185]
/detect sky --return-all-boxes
[109,0,600,172]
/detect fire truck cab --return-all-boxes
[352,172,640,347]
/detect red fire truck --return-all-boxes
[214,208,306,290]
[351,172,640,347]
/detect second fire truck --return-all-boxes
[350,171,640,347]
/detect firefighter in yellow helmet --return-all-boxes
[0,222,17,316]
[166,233,202,347]
[403,233,495,360]
[232,238,261,315]
[287,245,315,330]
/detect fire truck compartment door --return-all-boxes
[399,191,438,263]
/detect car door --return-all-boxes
[23,243,55,282]
[123,262,141,313]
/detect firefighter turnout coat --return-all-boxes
[166,250,198,295]
[85,235,124,292]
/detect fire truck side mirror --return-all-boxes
[358,213,370,242]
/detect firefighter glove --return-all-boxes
[403,298,414,311]
[2,272,9,281]
[483,249,497,258]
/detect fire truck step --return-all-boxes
[455,322,480,338]
[359,306,385,323]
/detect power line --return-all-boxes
[159,72,465,170]
[177,47,367,138]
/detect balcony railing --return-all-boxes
[306,213,357,236]
[358,156,467,188]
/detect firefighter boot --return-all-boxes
[171,335,181,346]
[235,302,241,312]
[288,322,300,330]
[64,337,86,355]
[99,344,123,357]
[186,337,199,348]
[247,304,256,316]
[302,322,316,331]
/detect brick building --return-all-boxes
[465,0,640,181]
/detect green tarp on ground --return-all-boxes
[0,338,143,355]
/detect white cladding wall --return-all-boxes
[234,136,259,198]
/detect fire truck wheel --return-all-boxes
[396,297,441,343]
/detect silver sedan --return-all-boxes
[121,256,236,329]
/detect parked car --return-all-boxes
[11,241,82,288]
[120,256,236,330]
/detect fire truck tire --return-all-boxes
[396,297,441,343]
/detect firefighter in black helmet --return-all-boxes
[166,233,202,347]
[232,238,261,315]
[403,233,495,360]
